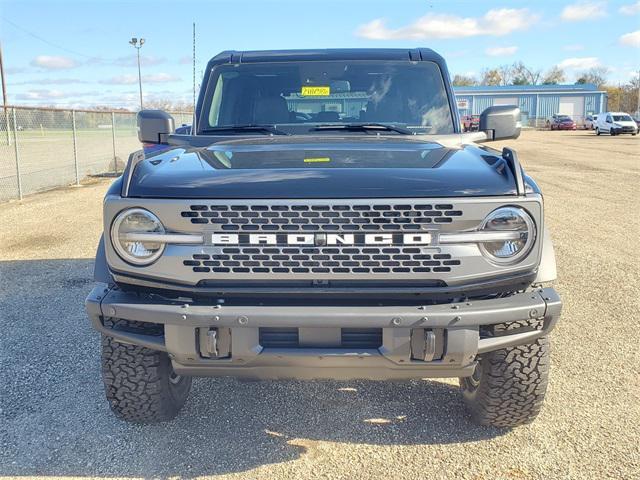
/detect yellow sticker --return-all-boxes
[301,86,330,96]
[304,157,331,163]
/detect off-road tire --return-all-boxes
[101,319,192,423]
[460,320,550,428]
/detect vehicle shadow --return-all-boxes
[0,259,508,478]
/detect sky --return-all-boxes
[1,0,639,109]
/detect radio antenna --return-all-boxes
[192,22,197,136]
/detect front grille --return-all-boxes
[183,246,460,275]
[259,328,382,349]
[181,203,463,231]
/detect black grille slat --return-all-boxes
[341,328,383,348]
[183,245,459,274]
[259,328,382,349]
[181,203,463,231]
[259,328,298,348]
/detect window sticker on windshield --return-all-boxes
[304,157,331,163]
[301,86,330,96]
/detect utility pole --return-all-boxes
[192,22,197,135]
[637,69,640,116]
[0,41,11,145]
[129,37,145,110]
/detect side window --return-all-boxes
[606,115,612,123]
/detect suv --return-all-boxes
[86,49,561,427]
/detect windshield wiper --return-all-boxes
[312,123,416,135]
[201,124,290,135]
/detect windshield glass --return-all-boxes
[201,61,454,134]
[613,115,632,121]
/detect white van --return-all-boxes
[596,112,638,136]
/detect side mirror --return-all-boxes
[479,105,521,140]
[137,110,175,143]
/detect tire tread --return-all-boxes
[101,319,191,423]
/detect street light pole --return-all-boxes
[129,37,145,110]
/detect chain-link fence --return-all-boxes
[0,106,192,202]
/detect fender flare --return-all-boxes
[93,235,113,284]
[535,227,558,283]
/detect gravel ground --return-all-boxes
[0,130,639,479]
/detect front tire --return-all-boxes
[101,319,192,423]
[596,128,600,135]
[460,322,550,428]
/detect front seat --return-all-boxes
[315,111,340,122]
[253,96,290,124]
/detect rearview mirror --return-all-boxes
[137,110,175,144]
[479,105,521,141]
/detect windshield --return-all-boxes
[201,61,454,134]
[557,115,572,121]
[613,115,632,121]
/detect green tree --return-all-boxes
[452,74,479,86]
[480,68,502,86]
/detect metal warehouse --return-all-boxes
[453,84,607,126]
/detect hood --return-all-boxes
[128,136,518,198]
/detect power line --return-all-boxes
[1,17,98,59]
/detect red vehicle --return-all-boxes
[547,114,577,130]
[461,114,480,132]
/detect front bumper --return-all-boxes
[86,285,561,380]
[612,127,637,134]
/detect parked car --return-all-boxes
[461,114,480,132]
[547,114,577,130]
[584,115,598,130]
[595,112,638,136]
[86,48,561,428]
[175,124,192,134]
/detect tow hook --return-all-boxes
[423,330,437,361]
[199,327,231,359]
[207,328,219,357]
[410,328,444,362]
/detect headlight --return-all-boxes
[111,208,165,265]
[478,207,535,264]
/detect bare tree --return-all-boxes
[542,66,566,85]
[619,72,640,114]
[496,64,513,86]
[575,67,609,88]
[511,62,542,85]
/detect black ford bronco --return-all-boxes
[86,49,561,427]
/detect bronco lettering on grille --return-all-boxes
[211,233,433,246]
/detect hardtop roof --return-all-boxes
[207,48,444,65]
